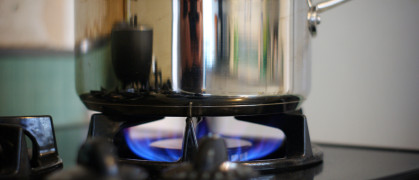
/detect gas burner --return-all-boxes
[86,110,323,173]
[0,116,63,179]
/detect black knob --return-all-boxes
[49,139,148,180]
[193,136,228,172]
[77,138,119,175]
[163,135,258,180]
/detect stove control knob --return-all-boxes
[163,136,258,180]
[193,135,229,172]
[48,139,148,180]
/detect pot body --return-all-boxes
[75,0,312,116]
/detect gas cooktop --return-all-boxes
[54,127,419,179]
[1,115,419,179]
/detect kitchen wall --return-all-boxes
[0,53,88,167]
[0,0,74,50]
[0,53,87,126]
[0,0,87,167]
[0,0,89,127]
[304,0,419,150]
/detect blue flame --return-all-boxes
[124,128,183,162]
[229,136,283,161]
[124,118,284,162]
[196,118,284,161]
[196,118,211,138]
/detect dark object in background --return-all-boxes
[0,116,63,179]
[48,138,148,180]
[111,16,153,90]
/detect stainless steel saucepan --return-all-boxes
[75,0,349,116]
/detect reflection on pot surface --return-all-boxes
[75,0,348,116]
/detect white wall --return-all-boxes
[0,0,74,50]
[304,0,419,150]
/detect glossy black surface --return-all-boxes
[80,93,301,116]
[0,116,63,179]
[315,145,419,179]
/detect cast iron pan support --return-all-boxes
[87,115,164,143]
[235,112,323,170]
[0,116,63,178]
[181,118,199,161]
[181,102,199,161]
[87,104,201,167]
[87,111,322,172]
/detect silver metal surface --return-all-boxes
[172,0,294,95]
[308,0,350,35]
[74,0,349,116]
[315,0,349,13]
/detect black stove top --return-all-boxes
[2,116,419,179]
[308,145,419,179]
[52,123,419,179]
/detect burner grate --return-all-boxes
[0,116,63,179]
[86,111,322,172]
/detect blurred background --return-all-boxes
[305,0,419,150]
[0,0,418,167]
[0,0,84,167]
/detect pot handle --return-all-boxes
[307,0,350,36]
